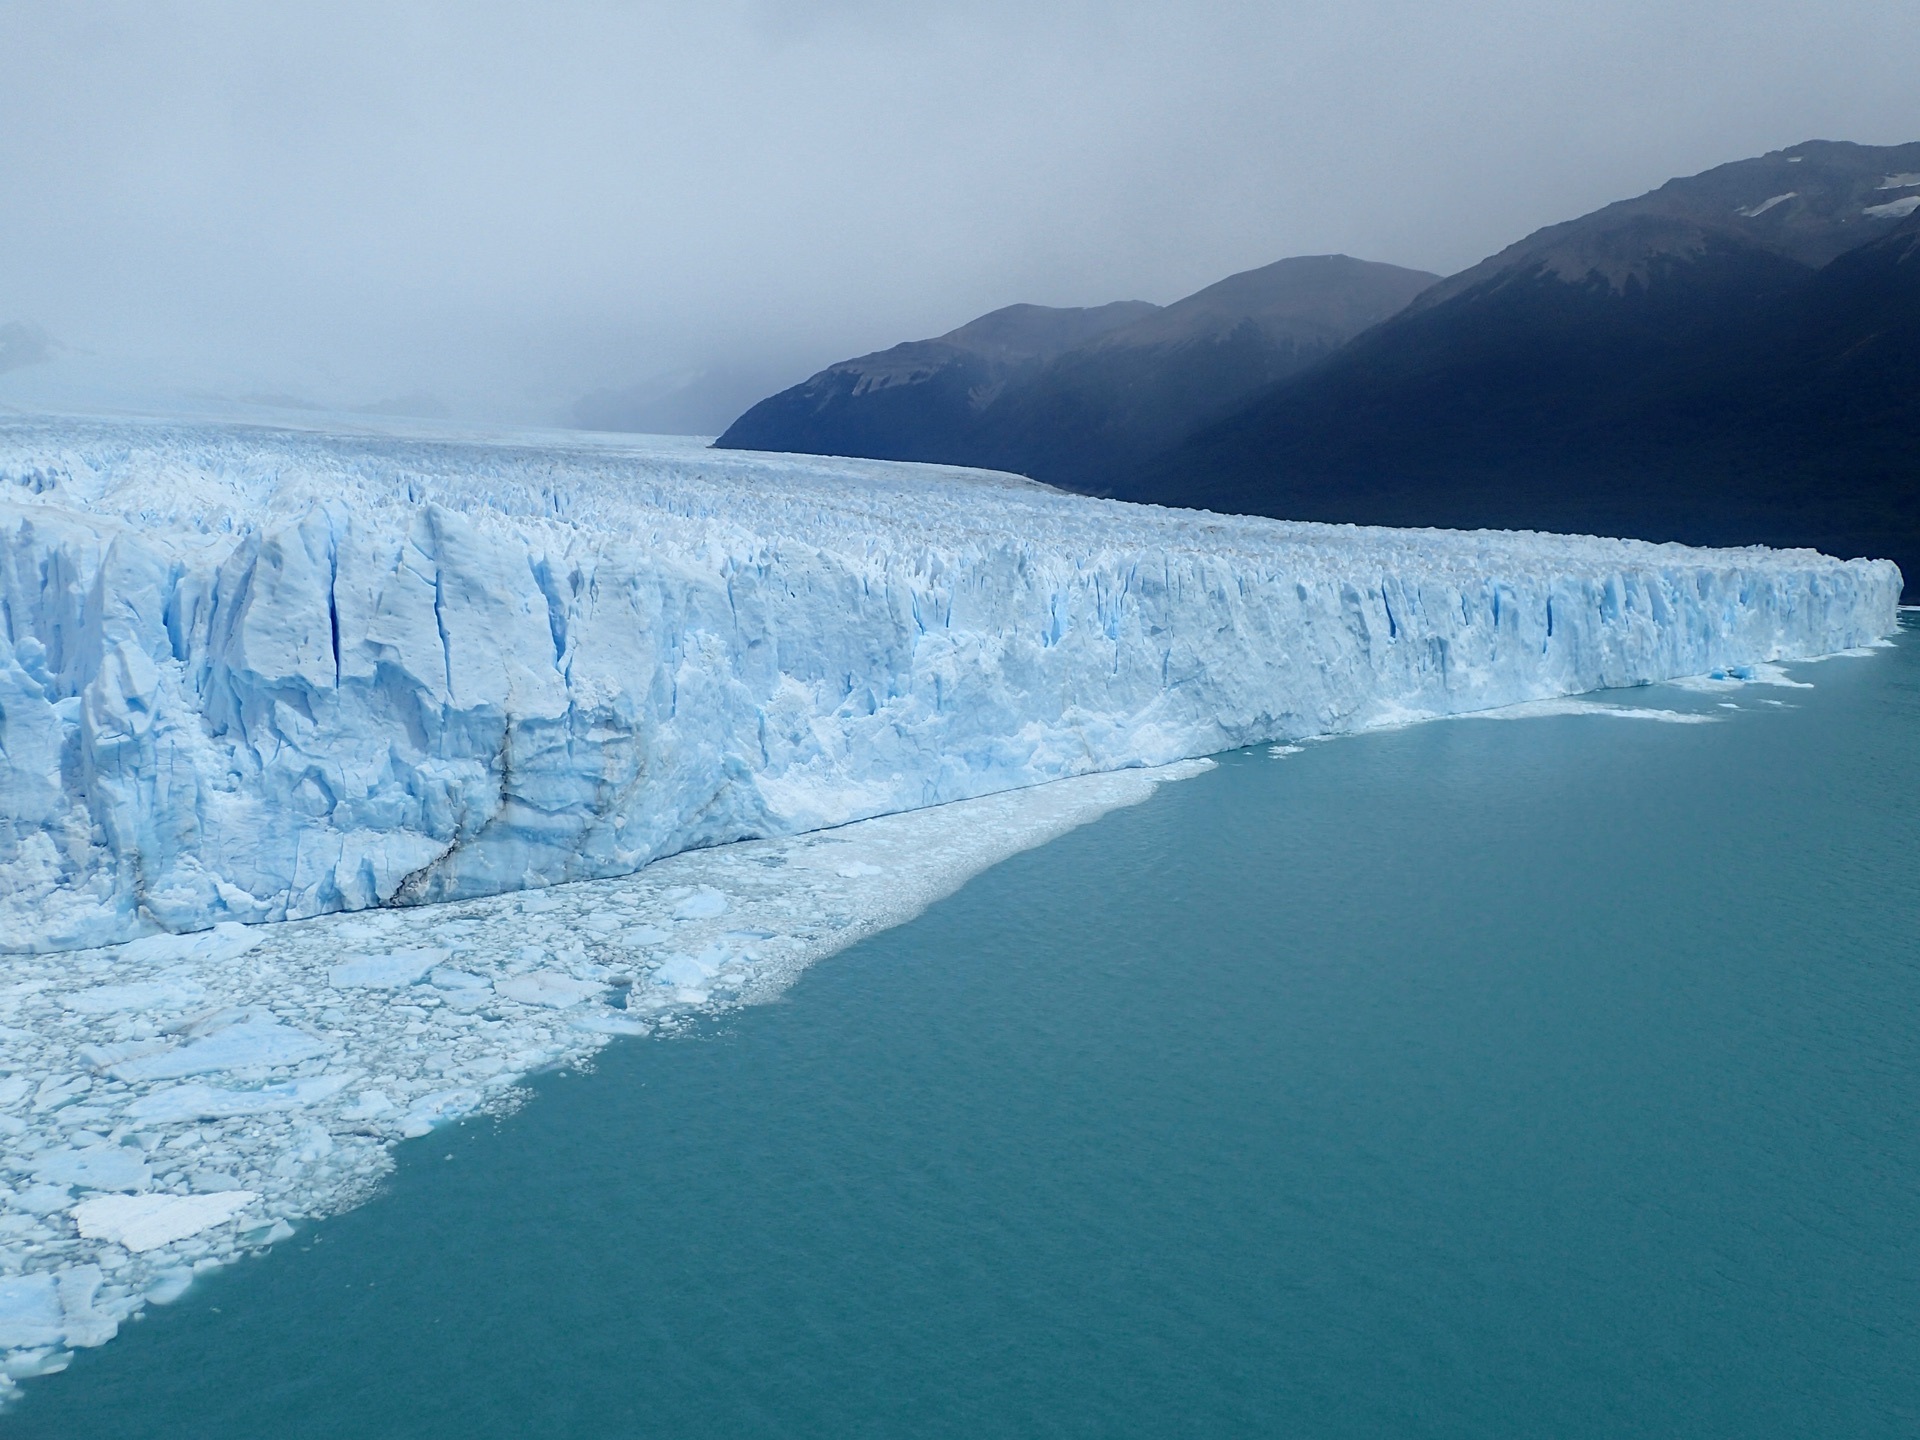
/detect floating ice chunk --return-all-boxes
[1,1350,71,1384]
[62,979,207,1015]
[429,969,496,1012]
[110,1020,330,1081]
[118,923,260,967]
[170,1005,248,1038]
[143,1269,194,1305]
[619,926,669,947]
[77,1038,174,1073]
[1459,698,1717,723]
[1669,662,1813,691]
[493,971,605,1009]
[0,1078,26,1108]
[651,944,733,990]
[13,1184,72,1215]
[238,1218,296,1247]
[72,1192,256,1253]
[672,888,730,920]
[570,1013,651,1036]
[56,1266,117,1349]
[31,1074,91,1111]
[126,1075,351,1123]
[0,1276,62,1350]
[398,1089,481,1138]
[30,1145,151,1193]
[835,861,885,878]
[340,1090,394,1121]
[328,948,450,989]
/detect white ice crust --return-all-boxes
[0,419,1899,953]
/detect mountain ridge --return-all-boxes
[714,255,1438,486]
[1123,143,1920,595]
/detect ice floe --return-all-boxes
[1454,697,1718,723]
[1667,662,1815,692]
[72,1193,256,1253]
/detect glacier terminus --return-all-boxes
[0,418,1901,954]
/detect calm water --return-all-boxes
[12,625,1919,1437]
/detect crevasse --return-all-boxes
[0,419,1901,952]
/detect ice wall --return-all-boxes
[0,418,1901,951]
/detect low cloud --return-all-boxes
[3,4,1918,420]
[0,322,54,375]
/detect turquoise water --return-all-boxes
[11,626,1919,1437]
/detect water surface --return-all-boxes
[13,628,1919,1437]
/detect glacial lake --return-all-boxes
[9,621,1918,1437]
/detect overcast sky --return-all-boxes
[3,0,1917,427]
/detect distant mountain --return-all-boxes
[1121,141,1920,595]
[715,256,1437,487]
[715,301,1158,464]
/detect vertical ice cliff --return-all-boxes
[0,419,1901,951]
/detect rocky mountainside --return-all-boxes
[715,256,1437,487]
[712,300,1157,466]
[1122,141,1920,595]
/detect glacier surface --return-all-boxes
[0,417,1900,952]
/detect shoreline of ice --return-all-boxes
[0,758,1209,1397]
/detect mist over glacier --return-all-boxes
[0,418,1900,953]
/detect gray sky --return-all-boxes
[3,0,1917,428]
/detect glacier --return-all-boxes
[0,416,1900,953]
[0,413,1905,1397]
